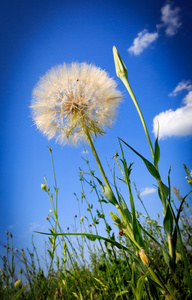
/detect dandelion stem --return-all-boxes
[83,127,112,193]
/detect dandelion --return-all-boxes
[31,62,122,146]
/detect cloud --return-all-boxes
[128,2,182,56]
[128,29,159,55]
[169,80,192,96]
[153,90,192,139]
[140,187,156,196]
[161,3,181,36]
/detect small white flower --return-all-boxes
[31,63,122,145]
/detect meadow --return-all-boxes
[1,48,192,300]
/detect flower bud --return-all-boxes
[14,279,22,289]
[139,249,150,267]
[41,184,47,191]
[113,46,128,79]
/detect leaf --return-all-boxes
[118,140,144,248]
[119,138,161,180]
[115,291,129,299]
[163,204,173,237]
[154,136,160,167]
[158,181,169,210]
[110,211,122,224]
[12,284,29,300]
[95,176,118,205]
[94,277,108,290]
[136,273,148,300]
[172,190,192,260]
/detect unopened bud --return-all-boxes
[41,184,47,191]
[139,249,150,267]
[113,46,128,79]
[14,279,22,289]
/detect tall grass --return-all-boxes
[1,152,192,299]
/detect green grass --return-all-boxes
[1,155,192,299]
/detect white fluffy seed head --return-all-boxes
[31,62,122,146]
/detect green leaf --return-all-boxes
[110,211,122,224]
[94,277,108,290]
[172,190,192,260]
[163,204,173,237]
[118,139,144,248]
[95,176,118,205]
[12,284,29,300]
[136,273,148,300]
[154,136,160,167]
[115,291,129,299]
[119,138,160,180]
[158,181,169,210]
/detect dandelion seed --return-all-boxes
[31,62,122,145]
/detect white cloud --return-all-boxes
[161,3,181,36]
[153,90,192,139]
[128,2,182,56]
[128,29,159,55]
[140,187,156,196]
[169,80,192,96]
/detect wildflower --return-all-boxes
[80,217,84,221]
[31,63,122,145]
[67,227,69,230]
[14,279,22,289]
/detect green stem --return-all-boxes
[84,128,112,193]
[120,75,155,163]
[49,147,58,217]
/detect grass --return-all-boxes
[0,154,192,299]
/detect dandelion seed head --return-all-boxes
[31,62,122,145]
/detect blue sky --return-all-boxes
[0,0,192,261]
